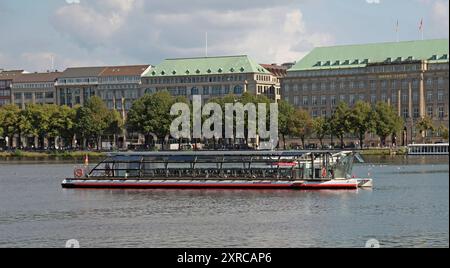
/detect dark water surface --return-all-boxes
[0,155,448,248]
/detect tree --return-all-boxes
[127,91,177,147]
[373,102,403,147]
[438,124,449,141]
[278,100,295,149]
[289,109,313,149]
[48,105,76,149]
[313,116,329,148]
[415,116,435,143]
[349,101,374,149]
[0,105,21,148]
[74,96,111,149]
[330,102,351,149]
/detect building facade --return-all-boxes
[11,72,60,108]
[0,70,24,106]
[97,65,151,113]
[260,64,288,102]
[283,39,449,146]
[55,67,105,107]
[141,55,281,102]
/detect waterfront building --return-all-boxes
[11,72,60,108]
[55,67,105,107]
[260,64,288,102]
[0,70,24,106]
[141,55,281,102]
[283,39,449,146]
[97,65,152,113]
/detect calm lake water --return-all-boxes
[0,155,448,248]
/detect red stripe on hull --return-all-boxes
[62,182,358,190]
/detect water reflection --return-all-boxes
[0,156,448,248]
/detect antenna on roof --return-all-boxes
[51,54,55,72]
[205,32,208,57]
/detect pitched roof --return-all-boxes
[142,55,270,77]
[260,64,288,77]
[12,72,61,83]
[0,70,24,81]
[59,66,106,78]
[99,65,151,77]
[289,39,449,72]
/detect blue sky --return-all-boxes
[0,0,448,72]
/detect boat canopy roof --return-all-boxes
[106,150,353,158]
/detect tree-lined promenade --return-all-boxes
[0,92,448,152]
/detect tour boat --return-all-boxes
[61,151,373,190]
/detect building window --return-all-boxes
[294,96,299,106]
[321,82,326,91]
[312,83,317,91]
[203,86,210,95]
[381,94,387,102]
[321,110,327,117]
[36,93,43,99]
[302,96,309,106]
[381,80,387,89]
[331,96,336,106]
[438,77,444,89]
[426,78,433,88]
[340,95,346,103]
[438,106,445,118]
[438,91,444,102]
[321,96,327,105]
[391,80,398,89]
[233,85,243,94]
[427,106,433,117]
[403,108,409,119]
[391,93,397,103]
[330,82,336,90]
[24,93,33,100]
[413,92,419,104]
[413,107,420,118]
[14,93,22,100]
[401,79,408,89]
[427,91,433,102]
[402,92,408,103]
[359,81,366,89]
[349,95,355,105]
[371,95,376,104]
[284,84,290,95]
[312,96,318,105]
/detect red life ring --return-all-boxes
[321,167,327,178]
[74,168,84,178]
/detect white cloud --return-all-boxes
[431,0,449,33]
[366,0,381,4]
[50,1,334,65]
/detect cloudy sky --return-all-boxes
[0,0,448,72]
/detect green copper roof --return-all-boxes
[142,55,270,77]
[289,39,449,72]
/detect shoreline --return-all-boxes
[0,148,409,159]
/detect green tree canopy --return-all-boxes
[313,116,330,148]
[278,100,295,149]
[373,102,404,146]
[415,116,435,143]
[330,102,351,148]
[127,91,178,145]
[289,109,313,148]
[349,101,375,149]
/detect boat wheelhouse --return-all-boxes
[62,151,373,190]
